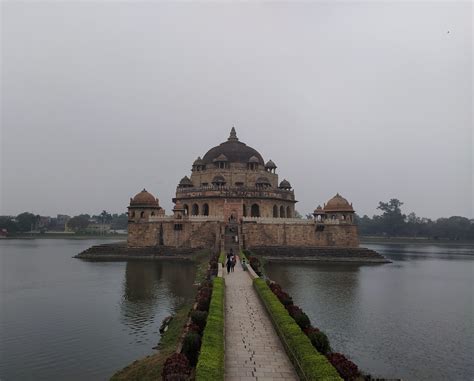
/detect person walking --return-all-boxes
[231,255,236,272]
[226,254,232,274]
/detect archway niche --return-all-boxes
[286,206,291,218]
[273,205,278,218]
[251,204,260,217]
[203,204,209,216]
[183,204,189,216]
[280,206,285,218]
[191,204,199,216]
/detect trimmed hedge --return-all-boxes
[195,277,225,381]
[218,252,225,266]
[254,278,342,381]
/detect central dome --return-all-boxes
[201,128,264,165]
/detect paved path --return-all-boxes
[224,258,298,381]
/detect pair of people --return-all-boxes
[226,249,236,274]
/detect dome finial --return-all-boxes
[228,126,238,141]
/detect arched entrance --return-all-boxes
[203,203,209,216]
[191,204,199,216]
[251,204,260,217]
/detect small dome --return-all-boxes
[279,179,291,189]
[212,175,226,184]
[248,155,260,163]
[324,193,354,212]
[313,205,325,214]
[179,176,193,186]
[256,177,271,185]
[130,189,159,207]
[213,154,228,162]
[265,160,277,168]
[193,156,204,166]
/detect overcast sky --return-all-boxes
[1,1,472,219]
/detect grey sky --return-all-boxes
[1,1,472,219]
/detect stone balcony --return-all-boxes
[175,185,295,201]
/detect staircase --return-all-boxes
[223,221,240,255]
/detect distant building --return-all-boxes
[127,128,358,249]
[0,228,8,238]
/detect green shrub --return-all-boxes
[293,311,311,330]
[190,310,208,331]
[181,331,202,366]
[253,278,342,381]
[308,330,330,355]
[195,277,225,381]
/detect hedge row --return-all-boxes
[218,252,226,266]
[195,277,225,381]
[254,278,342,381]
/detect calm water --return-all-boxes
[266,243,474,381]
[0,239,197,381]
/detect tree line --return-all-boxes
[356,199,474,240]
[0,211,128,234]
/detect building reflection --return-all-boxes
[120,261,196,337]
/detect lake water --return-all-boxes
[265,242,474,381]
[0,239,197,381]
[1,240,473,381]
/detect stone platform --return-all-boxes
[249,246,390,263]
[74,242,200,261]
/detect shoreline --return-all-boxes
[360,236,474,245]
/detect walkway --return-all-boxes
[224,258,298,381]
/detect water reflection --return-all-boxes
[120,261,196,343]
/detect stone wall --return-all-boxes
[129,218,358,249]
[242,221,359,248]
[128,220,221,249]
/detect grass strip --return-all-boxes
[253,278,342,381]
[195,277,225,381]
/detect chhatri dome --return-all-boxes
[130,189,159,207]
[324,193,354,212]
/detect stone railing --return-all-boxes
[242,217,314,225]
[148,215,224,222]
[175,186,295,201]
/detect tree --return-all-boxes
[294,210,303,219]
[376,199,406,236]
[99,210,112,224]
[0,216,19,233]
[16,212,37,232]
[67,215,90,231]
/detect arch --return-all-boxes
[251,204,260,217]
[151,211,155,216]
[140,211,145,218]
[280,206,285,218]
[203,203,209,216]
[243,204,247,217]
[286,206,291,218]
[273,205,278,218]
[191,203,199,216]
[183,204,189,216]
